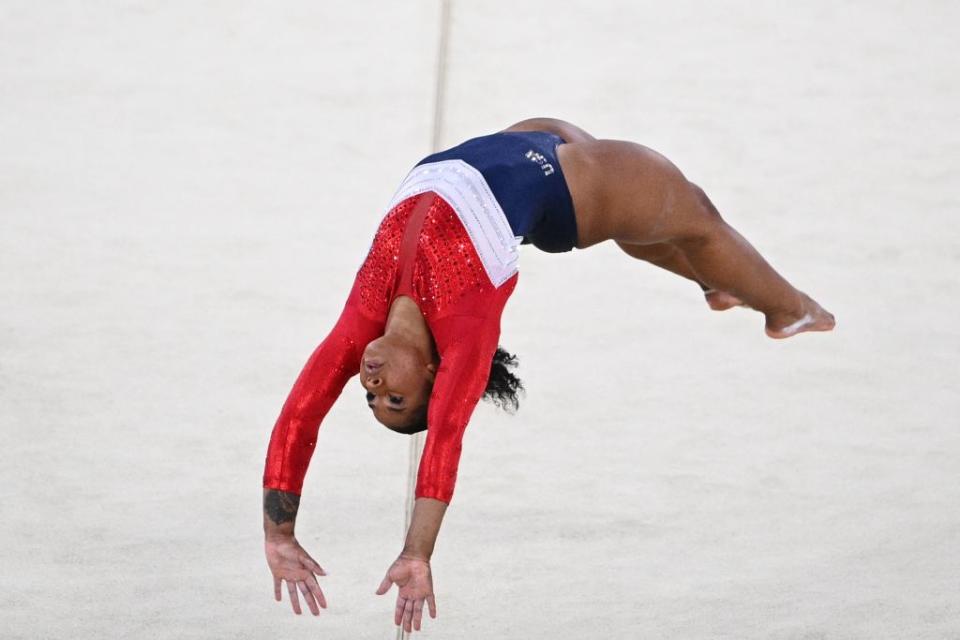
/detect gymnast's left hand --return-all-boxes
[375,554,438,632]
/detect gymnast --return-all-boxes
[261,117,835,633]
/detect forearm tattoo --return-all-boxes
[264,489,300,526]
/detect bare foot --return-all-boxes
[765,293,836,339]
[704,289,746,311]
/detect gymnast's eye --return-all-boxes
[389,395,403,405]
[366,392,374,403]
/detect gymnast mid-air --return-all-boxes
[261,117,835,633]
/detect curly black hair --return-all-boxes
[483,346,524,413]
[390,346,523,435]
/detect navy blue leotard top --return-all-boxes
[417,131,579,253]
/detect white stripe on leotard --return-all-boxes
[385,159,521,288]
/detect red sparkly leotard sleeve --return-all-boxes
[262,279,385,495]
[414,275,518,503]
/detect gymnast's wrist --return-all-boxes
[264,524,295,543]
[262,488,300,540]
[399,548,432,562]
[401,531,436,561]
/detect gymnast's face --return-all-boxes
[360,335,436,432]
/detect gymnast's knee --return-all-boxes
[686,182,723,221]
[670,183,727,249]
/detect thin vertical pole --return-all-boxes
[429,0,451,156]
[398,1,451,638]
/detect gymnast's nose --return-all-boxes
[367,375,382,388]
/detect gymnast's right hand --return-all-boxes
[265,534,328,615]
[263,488,327,615]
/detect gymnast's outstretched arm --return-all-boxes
[376,317,501,632]
[262,283,384,616]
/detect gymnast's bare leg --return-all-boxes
[579,141,834,337]
[504,119,834,339]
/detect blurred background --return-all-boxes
[1,1,958,638]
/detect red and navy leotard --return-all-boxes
[263,131,576,504]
